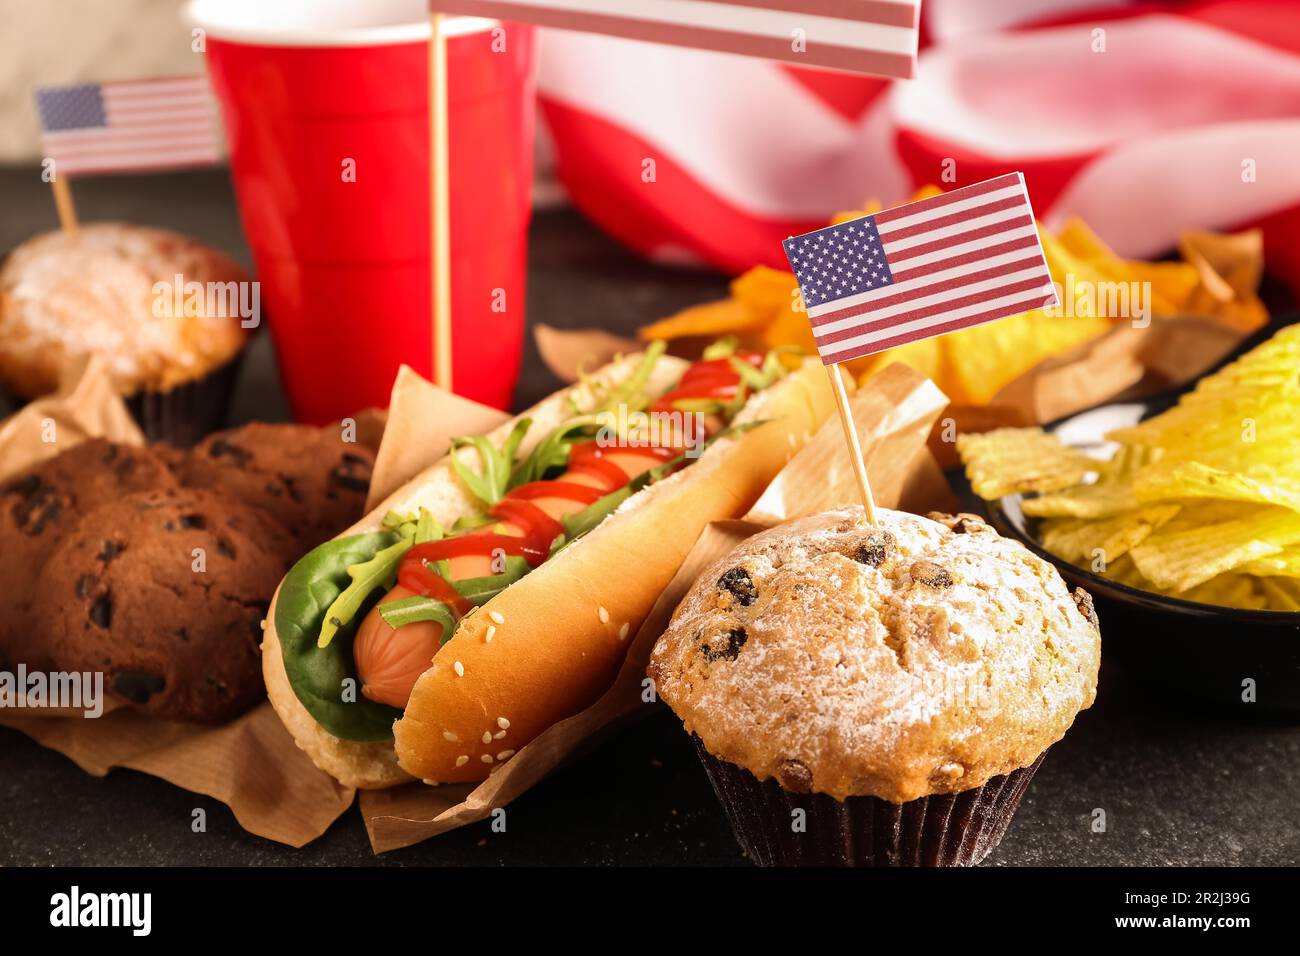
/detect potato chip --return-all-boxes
[1124,261,1200,314]
[1130,507,1300,592]
[1021,483,1137,519]
[1182,573,1268,610]
[1133,461,1300,513]
[1239,548,1300,579]
[639,298,763,342]
[957,427,1097,500]
[1260,577,1300,612]
[944,308,1113,405]
[731,266,801,312]
[1057,217,1121,266]
[1039,505,1180,565]
[1098,443,1160,481]
[759,294,819,357]
[1099,554,1152,589]
[859,337,952,400]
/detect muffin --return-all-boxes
[0,222,252,444]
[0,439,178,670]
[649,507,1101,866]
[170,423,375,559]
[33,488,294,723]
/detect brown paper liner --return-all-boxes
[695,740,1047,867]
[534,323,639,384]
[125,351,245,447]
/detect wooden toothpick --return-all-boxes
[50,174,79,239]
[429,11,453,392]
[825,364,877,524]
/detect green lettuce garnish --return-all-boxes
[378,596,457,636]
[508,418,599,488]
[317,508,442,648]
[588,340,667,415]
[450,418,531,507]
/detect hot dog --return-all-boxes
[263,341,844,788]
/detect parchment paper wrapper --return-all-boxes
[360,362,952,851]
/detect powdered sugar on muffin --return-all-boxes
[649,507,1101,803]
[0,223,250,397]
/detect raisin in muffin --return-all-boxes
[0,440,178,670]
[648,507,1101,866]
[171,423,375,559]
[0,223,251,444]
[34,488,294,723]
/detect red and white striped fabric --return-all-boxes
[33,75,218,177]
[437,1,920,78]
[535,0,1300,294]
[785,173,1057,363]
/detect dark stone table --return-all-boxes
[1,169,1296,866]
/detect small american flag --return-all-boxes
[34,76,219,177]
[784,173,1060,365]
[433,1,920,78]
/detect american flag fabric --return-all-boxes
[34,76,218,177]
[783,173,1057,364]
[435,0,920,78]
[535,0,1300,297]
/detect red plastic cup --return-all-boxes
[190,0,536,422]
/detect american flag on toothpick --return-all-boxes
[784,173,1059,365]
[34,76,219,177]
[433,0,920,78]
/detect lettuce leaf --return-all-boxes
[450,418,531,507]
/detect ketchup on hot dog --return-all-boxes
[353,353,756,708]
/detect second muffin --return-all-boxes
[0,223,252,444]
[649,507,1101,866]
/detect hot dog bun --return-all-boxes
[264,353,844,789]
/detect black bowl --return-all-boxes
[975,313,1300,717]
[986,493,1300,717]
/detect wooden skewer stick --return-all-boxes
[50,173,79,239]
[429,12,453,392]
[825,363,877,524]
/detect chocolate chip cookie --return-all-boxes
[34,488,294,723]
[0,439,177,668]
[172,423,374,559]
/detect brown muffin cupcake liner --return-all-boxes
[125,351,245,447]
[694,737,1046,866]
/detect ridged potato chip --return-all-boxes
[1240,549,1300,578]
[956,427,1097,500]
[1260,577,1300,612]
[1130,508,1300,592]
[961,324,1300,610]
[1182,573,1268,610]
[1040,505,1180,566]
[1133,461,1300,512]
